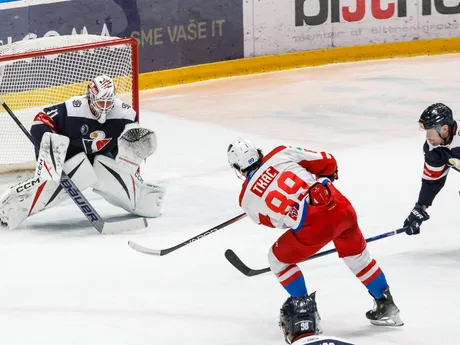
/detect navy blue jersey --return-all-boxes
[30,95,137,161]
[417,121,460,206]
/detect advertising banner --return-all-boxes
[244,0,460,57]
[0,0,244,73]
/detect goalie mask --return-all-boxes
[227,138,263,179]
[87,75,116,124]
[279,294,321,344]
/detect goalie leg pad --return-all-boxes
[0,176,48,230]
[93,155,165,217]
[0,152,97,229]
[35,132,70,183]
[43,152,98,210]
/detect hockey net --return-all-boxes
[0,35,139,174]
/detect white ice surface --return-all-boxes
[1,55,460,344]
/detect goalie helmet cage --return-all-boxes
[0,35,139,174]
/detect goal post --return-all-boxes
[0,35,139,174]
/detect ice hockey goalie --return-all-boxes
[0,75,165,230]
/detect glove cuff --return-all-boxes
[415,203,430,220]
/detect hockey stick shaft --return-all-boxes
[225,227,407,277]
[128,213,247,256]
[0,98,107,233]
[304,227,406,261]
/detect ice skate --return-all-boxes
[366,288,404,326]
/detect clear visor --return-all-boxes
[232,168,245,180]
[229,162,245,180]
[419,122,440,135]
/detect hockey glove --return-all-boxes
[320,168,339,182]
[403,203,430,235]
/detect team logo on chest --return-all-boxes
[83,130,112,153]
[90,131,105,139]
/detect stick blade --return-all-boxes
[101,217,148,234]
[224,249,271,277]
[128,240,162,256]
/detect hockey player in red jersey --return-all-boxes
[227,138,403,326]
[279,294,355,345]
[402,103,459,235]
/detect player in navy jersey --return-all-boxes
[403,103,460,235]
[279,294,355,345]
[0,75,165,230]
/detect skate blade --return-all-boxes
[370,314,404,327]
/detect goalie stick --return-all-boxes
[128,213,247,256]
[0,97,147,234]
[225,227,407,277]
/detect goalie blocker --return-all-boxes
[0,125,164,230]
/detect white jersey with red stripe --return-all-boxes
[238,145,337,230]
[292,334,355,345]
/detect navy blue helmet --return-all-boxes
[419,103,454,130]
[279,294,320,344]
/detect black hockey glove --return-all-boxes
[403,203,430,235]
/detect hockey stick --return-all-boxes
[0,98,147,234]
[225,227,407,277]
[128,213,247,256]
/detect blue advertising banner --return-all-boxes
[0,0,244,73]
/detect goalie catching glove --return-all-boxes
[35,132,69,183]
[116,123,157,174]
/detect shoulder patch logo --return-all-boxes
[34,112,57,132]
[72,99,82,107]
